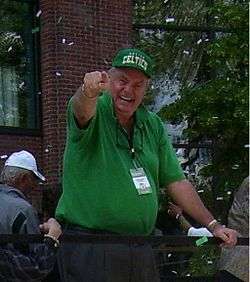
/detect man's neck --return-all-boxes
[118,115,134,136]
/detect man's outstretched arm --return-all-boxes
[166,179,238,247]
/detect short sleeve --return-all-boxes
[66,98,97,143]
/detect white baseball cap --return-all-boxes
[5,150,45,181]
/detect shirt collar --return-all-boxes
[0,184,27,200]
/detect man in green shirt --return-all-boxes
[56,48,237,282]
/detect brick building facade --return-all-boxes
[0,0,132,216]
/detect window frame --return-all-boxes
[0,0,41,134]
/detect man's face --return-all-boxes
[109,68,149,120]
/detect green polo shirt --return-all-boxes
[56,93,185,235]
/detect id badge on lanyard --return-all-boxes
[130,167,152,195]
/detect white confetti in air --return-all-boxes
[244,144,250,148]
[62,38,66,44]
[164,0,169,3]
[214,16,219,19]
[151,85,154,89]
[0,155,8,159]
[198,190,204,193]
[37,91,41,95]
[227,191,232,195]
[165,17,175,23]
[68,42,74,46]
[227,77,230,81]
[14,35,21,39]
[45,149,49,153]
[36,10,42,17]
[56,71,62,76]
[212,116,218,119]
[183,50,190,55]
[216,197,223,200]
[207,260,213,264]
[171,271,177,275]
[197,39,202,45]
[205,38,209,42]
[19,82,25,88]
[57,16,63,24]
[168,253,172,258]
[8,46,13,52]
[232,164,239,169]
[177,38,183,42]
[186,274,191,277]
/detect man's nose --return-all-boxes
[124,83,133,94]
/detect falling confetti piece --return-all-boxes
[171,271,177,275]
[14,35,21,39]
[56,71,62,76]
[167,253,172,258]
[186,274,191,277]
[212,116,218,119]
[207,260,213,264]
[214,16,219,19]
[232,164,239,169]
[164,0,169,3]
[205,38,209,42]
[183,50,190,55]
[0,155,8,159]
[68,42,74,46]
[227,77,230,81]
[62,38,66,44]
[165,17,175,23]
[8,46,13,52]
[197,39,202,44]
[216,197,223,200]
[32,27,40,34]
[45,149,49,153]
[57,16,63,24]
[36,10,42,17]
[196,236,208,246]
[19,82,25,88]
[198,190,204,193]
[177,38,183,42]
[227,191,232,195]
[244,144,250,148]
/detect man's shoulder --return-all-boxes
[0,185,32,210]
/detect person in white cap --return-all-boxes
[0,150,62,281]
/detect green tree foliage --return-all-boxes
[159,1,248,213]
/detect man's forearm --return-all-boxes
[167,180,214,227]
[72,85,98,128]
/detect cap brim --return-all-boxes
[33,170,46,182]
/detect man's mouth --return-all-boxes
[120,95,133,102]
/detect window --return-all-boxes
[0,0,40,130]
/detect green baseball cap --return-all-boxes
[112,48,154,78]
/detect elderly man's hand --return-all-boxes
[40,218,62,240]
[212,225,238,247]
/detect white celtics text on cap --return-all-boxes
[122,52,148,71]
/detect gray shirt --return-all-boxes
[219,177,249,282]
[0,184,40,235]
